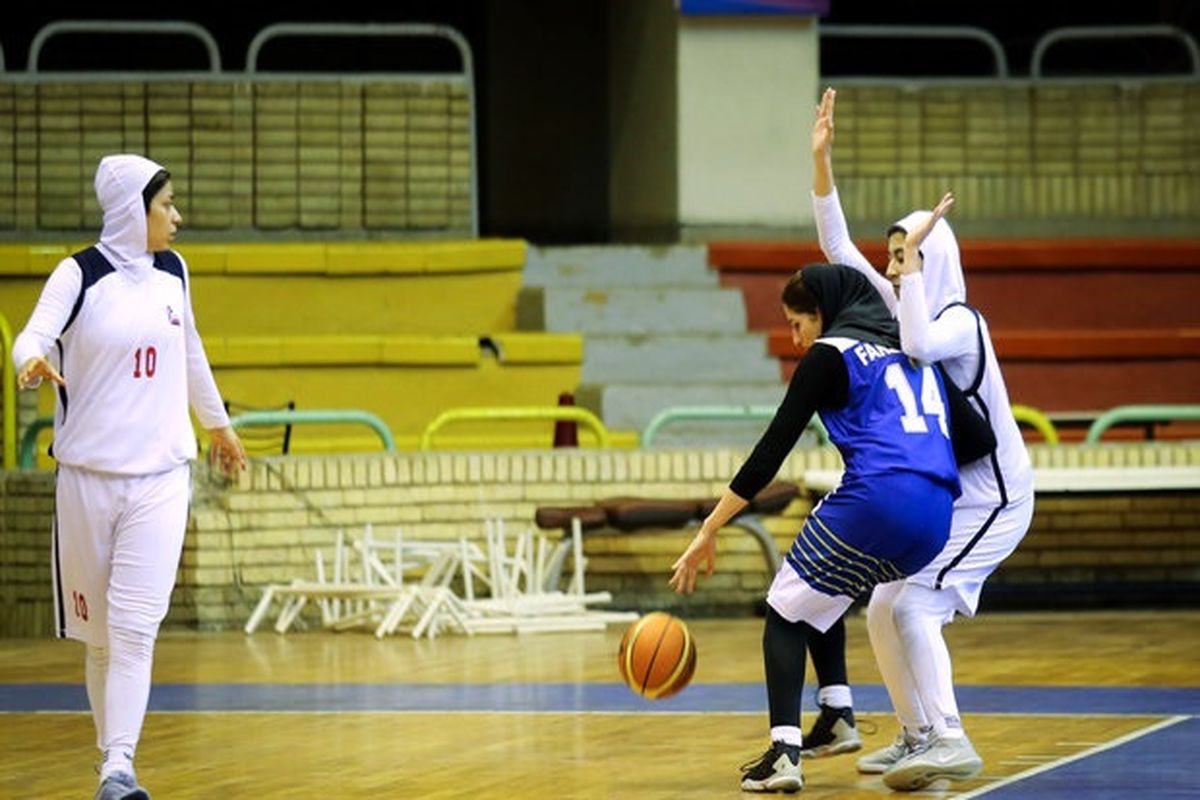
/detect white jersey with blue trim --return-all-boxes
[818,336,960,497]
[13,247,228,475]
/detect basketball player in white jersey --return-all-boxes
[13,154,246,800]
[806,88,1035,790]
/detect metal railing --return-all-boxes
[28,20,223,72]
[1011,405,1059,446]
[18,416,54,470]
[820,25,1009,78]
[245,22,478,236]
[1084,405,1200,444]
[231,410,397,453]
[5,20,478,237]
[642,405,829,448]
[420,407,612,450]
[1032,25,1200,78]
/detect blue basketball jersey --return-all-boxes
[817,337,960,497]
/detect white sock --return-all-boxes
[85,644,110,753]
[771,725,803,747]
[99,748,134,782]
[817,684,853,709]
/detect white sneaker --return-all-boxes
[739,741,804,793]
[856,729,923,774]
[882,734,983,791]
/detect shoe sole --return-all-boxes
[882,760,983,791]
[740,776,803,793]
[856,759,894,774]
[800,738,862,760]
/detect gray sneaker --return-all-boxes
[94,771,150,800]
[882,734,983,791]
[856,729,924,774]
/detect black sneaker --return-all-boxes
[739,741,803,793]
[800,703,862,759]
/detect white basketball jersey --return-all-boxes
[15,247,228,475]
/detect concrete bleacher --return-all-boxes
[710,238,1200,434]
[517,245,786,447]
[0,240,588,454]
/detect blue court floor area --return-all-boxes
[4,682,1197,797]
[2,680,1198,716]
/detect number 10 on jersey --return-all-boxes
[133,346,157,379]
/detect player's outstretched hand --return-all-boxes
[669,528,717,594]
[208,426,248,477]
[17,356,66,390]
[900,191,955,275]
[812,87,836,157]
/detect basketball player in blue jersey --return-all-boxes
[13,154,246,800]
[804,87,1036,791]
[670,263,961,793]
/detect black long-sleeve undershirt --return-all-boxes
[729,342,849,501]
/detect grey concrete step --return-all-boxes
[518,286,748,334]
[582,333,779,383]
[577,381,791,447]
[524,244,716,288]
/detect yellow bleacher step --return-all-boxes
[0,240,527,276]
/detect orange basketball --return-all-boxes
[617,612,697,700]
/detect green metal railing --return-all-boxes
[642,405,829,448]
[18,415,54,469]
[231,409,396,452]
[1084,404,1200,444]
[0,313,16,469]
[420,406,611,450]
[1012,404,1059,446]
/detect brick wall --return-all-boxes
[0,79,472,234]
[1,443,1198,636]
[832,82,1200,223]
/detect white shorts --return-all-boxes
[52,464,191,646]
[907,493,1034,617]
[766,566,854,633]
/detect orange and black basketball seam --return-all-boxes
[646,619,694,700]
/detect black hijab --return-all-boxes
[800,263,899,348]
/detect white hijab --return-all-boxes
[891,210,965,314]
[94,154,166,275]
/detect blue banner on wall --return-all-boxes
[679,0,830,15]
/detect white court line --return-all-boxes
[955,715,1191,799]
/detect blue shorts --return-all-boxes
[785,471,954,599]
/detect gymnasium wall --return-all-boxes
[2,443,1198,636]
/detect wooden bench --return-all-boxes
[533,481,799,589]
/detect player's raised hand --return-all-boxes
[900,191,955,275]
[812,87,837,157]
[17,356,66,390]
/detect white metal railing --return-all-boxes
[28,20,223,72]
[820,24,1009,78]
[245,23,478,237]
[1032,25,1200,78]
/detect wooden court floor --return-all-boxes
[1,610,1197,799]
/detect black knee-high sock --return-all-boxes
[806,616,848,688]
[763,608,809,728]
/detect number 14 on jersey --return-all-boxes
[884,363,948,437]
